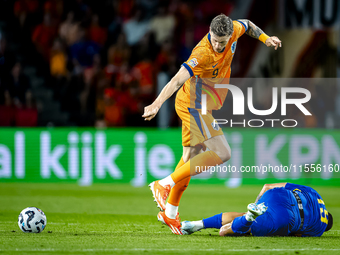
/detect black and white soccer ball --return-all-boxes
[18,207,47,233]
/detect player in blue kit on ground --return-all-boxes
[181,183,333,237]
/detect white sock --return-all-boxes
[192,220,204,231]
[245,211,255,222]
[165,203,178,219]
[159,176,175,188]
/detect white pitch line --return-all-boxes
[0,222,79,225]
[1,248,340,252]
[48,223,79,225]
[87,231,166,234]
[0,222,162,229]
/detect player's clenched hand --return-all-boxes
[142,103,160,121]
[265,36,282,50]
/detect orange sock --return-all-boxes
[170,151,223,184]
[168,158,190,206]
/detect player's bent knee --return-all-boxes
[224,152,231,162]
[182,145,202,163]
[182,155,190,163]
[182,149,191,163]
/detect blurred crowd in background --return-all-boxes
[0,0,338,127]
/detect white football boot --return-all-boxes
[246,202,268,221]
[181,221,201,235]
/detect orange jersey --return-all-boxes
[176,20,246,110]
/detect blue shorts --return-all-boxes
[251,188,301,236]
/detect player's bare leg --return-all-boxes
[181,211,244,235]
[150,133,231,236]
[182,203,268,236]
[149,145,201,211]
[150,134,231,210]
[219,209,257,236]
[182,145,203,163]
[219,223,236,236]
[222,212,245,224]
[203,134,231,164]
[220,203,268,236]
[165,145,202,216]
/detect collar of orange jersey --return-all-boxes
[208,33,226,53]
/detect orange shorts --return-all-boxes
[175,98,223,148]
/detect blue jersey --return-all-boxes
[251,183,329,237]
[285,183,329,237]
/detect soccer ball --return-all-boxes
[18,207,47,233]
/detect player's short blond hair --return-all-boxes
[210,14,233,37]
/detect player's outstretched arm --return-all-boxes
[255,183,287,203]
[238,19,282,50]
[142,66,190,121]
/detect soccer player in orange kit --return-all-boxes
[142,14,282,235]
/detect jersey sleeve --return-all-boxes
[234,20,247,38]
[182,47,210,77]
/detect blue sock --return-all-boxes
[202,213,223,229]
[231,216,253,234]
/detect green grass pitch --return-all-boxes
[0,183,339,255]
